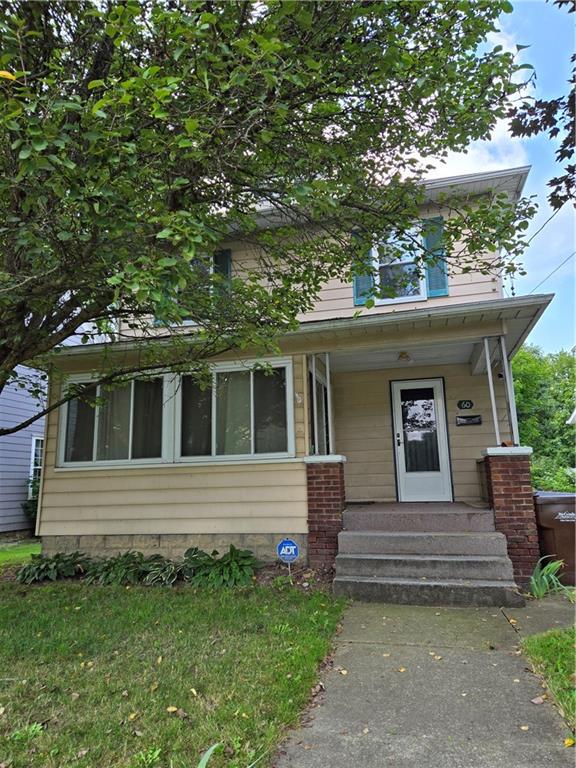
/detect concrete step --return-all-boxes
[338,531,509,556]
[335,553,514,581]
[333,575,525,607]
[343,507,495,533]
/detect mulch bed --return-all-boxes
[255,561,335,592]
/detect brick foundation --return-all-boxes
[41,532,308,563]
[306,460,346,568]
[482,449,539,586]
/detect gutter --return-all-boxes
[52,293,554,359]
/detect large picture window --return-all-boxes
[180,364,290,459]
[60,360,293,467]
[63,379,164,464]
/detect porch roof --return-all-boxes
[286,294,553,373]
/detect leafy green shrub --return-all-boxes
[143,557,186,586]
[16,546,260,588]
[84,551,158,585]
[17,551,90,584]
[532,455,575,493]
[21,477,40,527]
[190,545,259,588]
[529,556,570,599]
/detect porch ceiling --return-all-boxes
[289,294,553,375]
[330,341,476,372]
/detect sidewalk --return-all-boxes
[275,596,574,768]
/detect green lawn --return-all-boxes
[0,583,343,768]
[0,540,40,568]
[523,626,576,732]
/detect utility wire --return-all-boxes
[529,250,576,294]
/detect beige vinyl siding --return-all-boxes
[333,363,511,504]
[37,355,309,538]
[298,269,501,323]
[117,206,504,339]
[38,462,308,536]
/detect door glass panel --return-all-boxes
[400,387,440,472]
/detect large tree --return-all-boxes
[508,0,575,210]
[0,0,535,435]
[512,345,575,492]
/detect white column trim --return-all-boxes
[499,335,520,445]
[484,336,501,445]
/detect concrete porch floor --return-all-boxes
[345,502,492,513]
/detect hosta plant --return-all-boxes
[17,551,89,584]
[190,545,260,588]
[84,551,156,586]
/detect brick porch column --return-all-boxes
[482,447,539,586]
[305,456,346,569]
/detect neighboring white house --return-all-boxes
[0,366,45,533]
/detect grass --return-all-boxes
[0,539,40,569]
[0,582,344,768]
[523,626,576,732]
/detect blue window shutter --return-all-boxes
[213,249,232,278]
[353,272,374,305]
[352,232,374,306]
[424,217,448,297]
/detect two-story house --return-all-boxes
[36,166,552,605]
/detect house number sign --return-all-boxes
[457,400,474,410]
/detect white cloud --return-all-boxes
[426,120,529,180]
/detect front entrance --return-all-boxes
[391,378,453,502]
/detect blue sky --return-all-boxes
[430,0,574,353]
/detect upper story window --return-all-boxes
[353,217,448,306]
[154,249,232,327]
[59,359,294,467]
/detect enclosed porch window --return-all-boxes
[60,359,294,466]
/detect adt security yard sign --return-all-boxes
[277,538,299,563]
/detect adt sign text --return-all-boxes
[277,538,299,563]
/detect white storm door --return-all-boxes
[391,379,452,502]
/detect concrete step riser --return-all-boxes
[333,578,524,607]
[338,532,509,556]
[343,511,495,533]
[335,555,514,581]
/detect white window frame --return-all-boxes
[57,374,173,469]
[174,357,295,463]
[29,435,44,497]
[57,358,295,469]
[373,236,427,306]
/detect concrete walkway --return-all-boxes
[275,596,574,768]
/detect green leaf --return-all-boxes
[18,146,32,160]
[184,118,199,134]
[31,139,48,151]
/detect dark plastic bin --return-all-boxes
[534,491,576,586]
